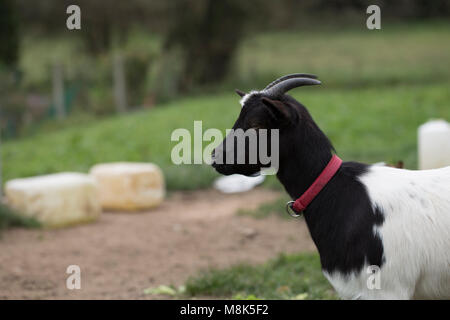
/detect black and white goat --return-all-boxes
[211,74,450,300]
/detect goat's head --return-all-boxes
[211,73,321,176]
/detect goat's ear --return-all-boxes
[235,89,246,97]
[261,97,291,121]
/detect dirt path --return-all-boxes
[0,188,316,299]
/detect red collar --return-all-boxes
[287,155,342,216]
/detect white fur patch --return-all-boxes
[326,165,450,299]
[239,90,260,108]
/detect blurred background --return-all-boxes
[0,0,449,299]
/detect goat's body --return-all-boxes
[325,165,450,299]
[214,76,450,300]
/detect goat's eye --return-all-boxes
[248,122,263,130]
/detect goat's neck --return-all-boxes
[276,122,333,200]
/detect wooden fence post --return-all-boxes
[113,53,127,113]
[52,62,66,119]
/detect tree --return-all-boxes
[0,0,19,66]
[164,0,248,91]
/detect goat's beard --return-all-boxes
[212,162,262,177]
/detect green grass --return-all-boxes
[18,22,450,92]
[238,195,292,219]
[19,31,162,90]
[3,23,450,191]
[185,253,336,300]
[235,22,450,90]
[0,203,40,232]
[2,82,450,190]
[2,94,237,190]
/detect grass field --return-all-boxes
[4,23,449,191]
[236,22,450,89]
[3,82,449,190]
[185,253,336,300]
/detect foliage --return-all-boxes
[160,0,248,96]
[15,0,169,54]
[185,253,337,299]
[3,24,450,190]
[0,203,40,232]
[3,22,448,138]
[143,284,186,296]
[235,22,450,90]
[0,0,19,66]
[2,81,449,191]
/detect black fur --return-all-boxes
[212,92,385,275]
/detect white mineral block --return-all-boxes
[89,162,165,211]
[418,119,450,170]
[5,173,101,228]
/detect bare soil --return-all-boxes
[0,188,316,299]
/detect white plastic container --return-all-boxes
[418,120,450,170]
[5,172,101,228]
[89,162,165,211]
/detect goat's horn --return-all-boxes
[264,73,318,90]
[263,77,321,98]
[235,89,246,97]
